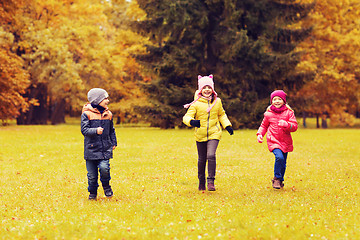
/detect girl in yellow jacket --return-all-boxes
[183,75,233,191]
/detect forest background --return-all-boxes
[1,0,360,129]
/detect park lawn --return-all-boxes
[0,122,360,239]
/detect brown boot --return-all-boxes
[199,182,206,191]
[198,179,206,191]
[272,177,281,189]
[207,183,216,191]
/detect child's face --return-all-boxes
[272,96,284,108]
[99,98,109,108]
[201,85,213,98]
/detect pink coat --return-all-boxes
[257,107,298,153]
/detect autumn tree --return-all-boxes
[104,0,151,124]
[134,0,313,128]
[294,0,360,127]
[11,0,91,124]
[8,0,149,124]
[0,0,30,123]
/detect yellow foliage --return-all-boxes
[0,26,30,121]
[0,0,151,121]
[127,0,147,21]
[5,0,150,118]
[295,0,360,125]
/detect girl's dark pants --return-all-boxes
[196,139,219,184]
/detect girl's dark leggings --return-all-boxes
[196,139,219,184]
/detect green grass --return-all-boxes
[1,122,360,239]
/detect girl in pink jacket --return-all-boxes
[257,90,298,189]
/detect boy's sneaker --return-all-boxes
[104,186,113,198]
[272,177,281,189]
[89,193,97,200]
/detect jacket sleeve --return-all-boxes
[183,105,196,127]
[81,112,98,136]
[286,110,298,132]
[110,118,117,146]
[257,113,269,137]
[217,99,231,128]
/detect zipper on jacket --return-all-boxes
[215,122,220,131]
[207,100,210,140]
[100,113,106,159]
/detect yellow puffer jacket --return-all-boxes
[183,97,232,142]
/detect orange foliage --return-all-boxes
[0,37,30,121]
[0,0,150,122]
[295,0,360,126]
[0,0,30,122]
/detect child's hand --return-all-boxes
[190,120,201,128]
[257,135,263,143]
[225,126,234,135]
[278,120,289,128]
[97,127,104,135]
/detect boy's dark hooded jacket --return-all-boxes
[81,103,117,160]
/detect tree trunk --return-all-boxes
[116,111,125,124]
[321,114,328,128]
[17,83,48,125]
[50,99,66,125]
[302,111,307,128]
[316,114,320,128]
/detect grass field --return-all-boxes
[1,120,360,239]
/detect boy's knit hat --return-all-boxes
[270,90,287,104]
[184,75,218,112]
[87,88,109,105]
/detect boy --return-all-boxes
[81,88,117,200]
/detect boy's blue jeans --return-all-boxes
[272,149,288,182]
[86,159,111,193]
